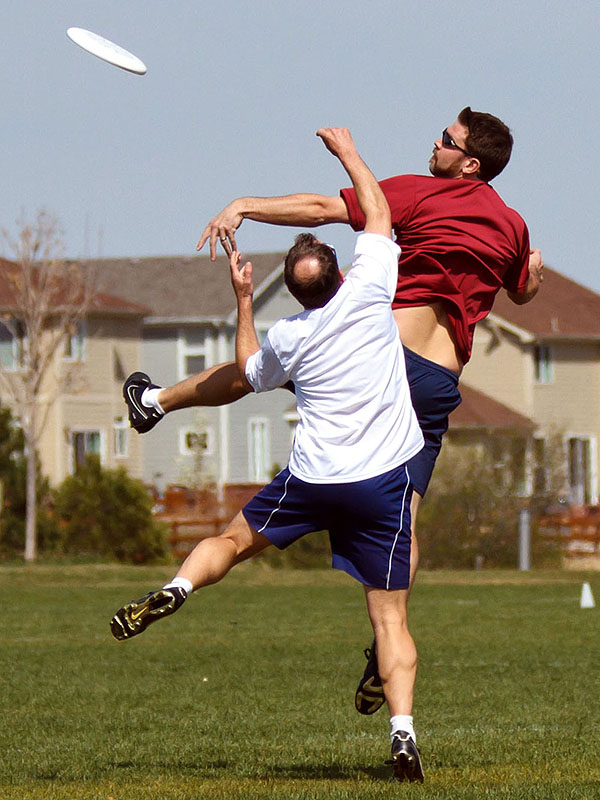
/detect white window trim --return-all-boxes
[69,428,107,472]
[113,417,129,458]
[178,425,215,457]
[0,319,26,372]
[247,416,271,483]
[63,321,87,363]
[564,433,598,506]
[176,327,210,381]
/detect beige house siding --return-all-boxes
[532,342,600,433]
[464,320,534,416]
[34,316,144,485]
[463,320,600,505]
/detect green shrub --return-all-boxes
[257,529,331,569]
[0,406,58,558]
[418,443,560,569]
[53,455,169,563]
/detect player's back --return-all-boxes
[253,234,423,484]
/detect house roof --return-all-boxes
[76,252,286,321]
[0,259,148,316]
[492,266,600,339]
[449,383,536,431]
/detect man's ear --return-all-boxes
[462,156,481,178]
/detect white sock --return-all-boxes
[141,387,165,414]
[390,715,415,743]
[163,577,193,595]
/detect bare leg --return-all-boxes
[157,362,251,413]
[364,586,416,717]
[408,491,422,590]
[175,511,271,589]
[110,512,271,640]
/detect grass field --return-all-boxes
[1,564,599,799]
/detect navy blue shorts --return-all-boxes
[242,465,413,590]
[403,347,462,497]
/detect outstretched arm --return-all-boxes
[507,248,544,305]
[197,194,349,260]
[228,250,259,390]
[316,128,391,239]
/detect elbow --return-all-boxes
[313,195,348,225]
[507,290,535,306]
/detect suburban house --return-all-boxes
[455,268,600,506]
[81,252,298,493]
[2,250,599,513]
[0,257,148,484]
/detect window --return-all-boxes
[179,426,214,456]
[72,430,102,472]
[0,320,25,371]
[567,436,597,505]
[64,321,86,361]
[179,329,207,379]
[113,417,128,458]
[534,344,553,384]
[248,418,270,482]
[533,436,549,495]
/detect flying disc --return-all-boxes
[66,27,147,75]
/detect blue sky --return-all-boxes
[2,1,599,291]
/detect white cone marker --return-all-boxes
[580,582,595,609]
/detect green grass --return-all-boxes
[1,564,599,799]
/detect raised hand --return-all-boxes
[228,250,254,301]
[316,127,358,161]
[197,200,244,261]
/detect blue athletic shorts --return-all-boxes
[242,465,413,590]
[403,347,462,498]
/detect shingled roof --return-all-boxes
[449,383,536,431]
[492,267,600,339]
[0,258,148,316]
[76,252,286,321]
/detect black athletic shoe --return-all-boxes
[386,731,424,783]
[355,638,385,714]
[123,371,164,434]
[110,587,187,640]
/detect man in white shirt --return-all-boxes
[110,128,425,782]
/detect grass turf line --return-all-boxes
[1,565,599,799]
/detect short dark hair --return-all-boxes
[284,233,341,309]
[458,106,513,182]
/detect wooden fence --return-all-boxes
[538,506,600,558]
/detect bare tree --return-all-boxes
[0,210,94,561]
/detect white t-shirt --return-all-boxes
[245,233,424,483]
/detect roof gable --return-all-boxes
[492,267,600,338]
[0,259,148,316]
[449,383,535,431]
[78,252,286,321]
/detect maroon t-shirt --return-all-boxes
[340,174,530,363]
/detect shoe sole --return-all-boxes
[110,590,180,640]
[355,641,385,715]
[355,677,385,714]
[390,751,424,783]
[122,372,161,434]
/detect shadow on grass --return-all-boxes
[108,760,391,781]
[268,763,391,781]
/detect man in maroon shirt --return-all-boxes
[123,107,543,749]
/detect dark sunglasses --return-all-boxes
[441,128,472,157]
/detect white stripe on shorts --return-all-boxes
[386,465,410,590]
[257,470,293,534]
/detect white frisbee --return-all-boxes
[66,27,147,75]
